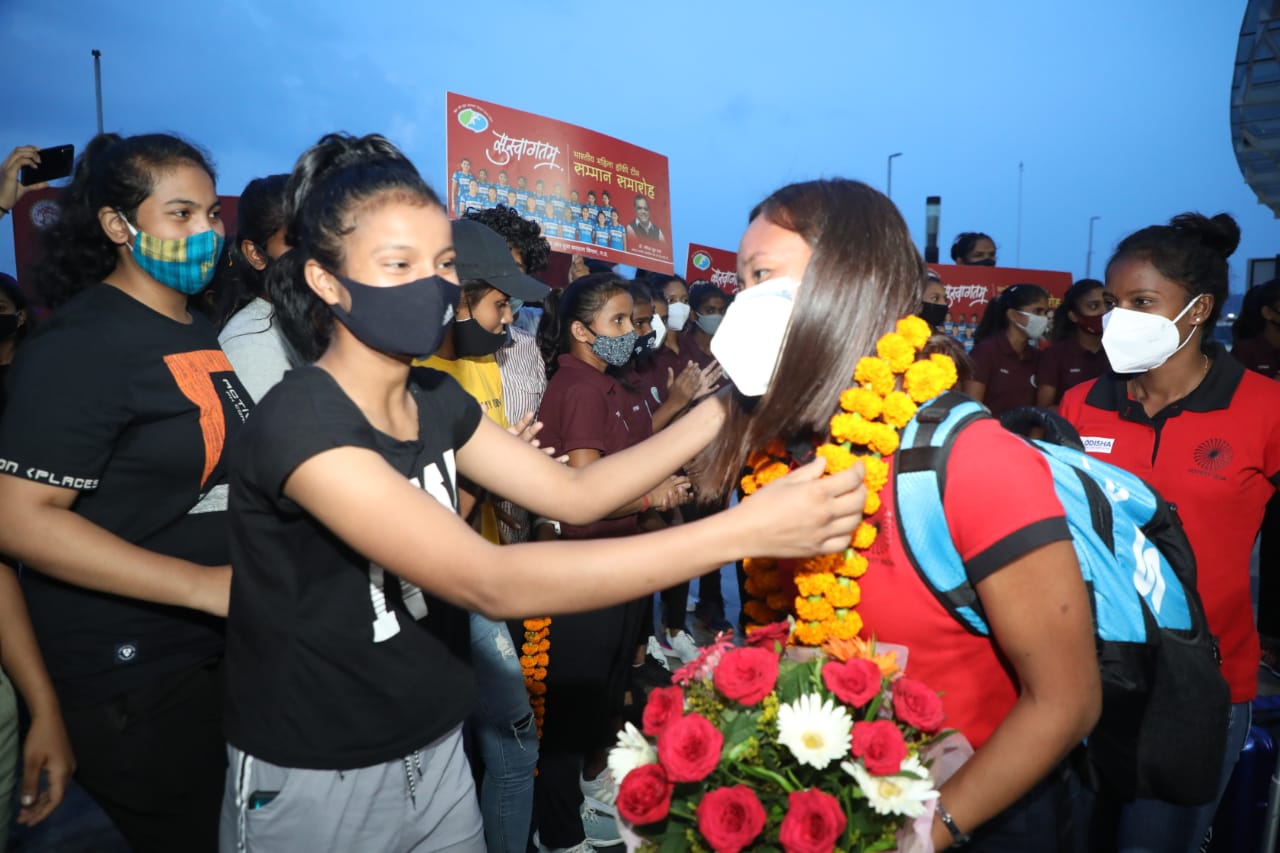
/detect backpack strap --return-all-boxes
[895,392,993,636]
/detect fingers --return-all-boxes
[507,411,536,436]
[821,460,866,496]
[20,749,40,809]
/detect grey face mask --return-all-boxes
[589,328,638,366]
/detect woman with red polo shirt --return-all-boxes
[1035,278,1109,408]
[697,178,1100,851]
[533,273,694,853]
[1060,212,1280,852]
[964,284,1049,416]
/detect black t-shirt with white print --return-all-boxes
[223,365,482,770]
[0,284,251,707]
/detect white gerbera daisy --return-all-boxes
[775,693,853,770]
[842,755,939,818]
[608,722,657,782]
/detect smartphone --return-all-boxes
[19,145,75,186]
[248,790,279,810]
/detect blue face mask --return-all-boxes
[589,328,638,367]
[122,216,224,295]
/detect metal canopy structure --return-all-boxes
[1233,0,1280,217]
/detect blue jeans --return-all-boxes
[469,614,537,853]
[1074,700,1252,853]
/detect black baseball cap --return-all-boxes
[452,219,550,302]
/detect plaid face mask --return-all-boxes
[122,215,224,295]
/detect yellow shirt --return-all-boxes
[415,353,506,542]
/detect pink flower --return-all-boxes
[672,637,735,685]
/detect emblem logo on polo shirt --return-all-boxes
[114,643,137,663]
[1082,436,1115,455]
[1193,438,1233,473]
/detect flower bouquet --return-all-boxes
[609,623,962,853]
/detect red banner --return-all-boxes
[446,93,673,274]
[685,243,739,293]
[927,264,1073,347]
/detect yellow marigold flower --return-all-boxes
[766,592,793,612]
[831,413,875,446]
[828,612,863,640]
[825,579,861,609]
[796,597,835,622]
[864,489,882,516]
[838,552,869,578]
[793,621,827,646]
[795,572,836,598]
[754,461,790,487]
[743,600,779,625]
[839,387,884,420]
[860,455,890,493]
[876,333,916,373]
[867,423,900,456]
[815,443,855,475]
[745,569,784,598]
[896,315,933,350]
[854,357,895,396]
[881,391,918,429]
[853,521,878,550]
[930,353,959,388]
[740,474,759,496]
[803,552,843,575]
[904,359,948,404]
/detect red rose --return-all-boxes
[696,785,767,853]
[643,686,685,737]
[617,764,673,825]
[892,677,945,733]
[657,712,724,783]
[712,647,780,706]
[744,620,791,651]
[850,720,908,776]
[778,788,847,853]
[821,658,882,708]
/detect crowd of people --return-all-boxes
[0,133,1275,853]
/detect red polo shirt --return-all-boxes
[1232,335,1280,380]
[1037,337,1109,401]
[1060,346,1280,702]
[969,333,1040,416]
[858,418,1071,749]
[536,353,653,540]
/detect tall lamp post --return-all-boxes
[1086,215,1101,278]
[886,152,902,200]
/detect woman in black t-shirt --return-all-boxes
[0,133,247,852]
[220,133,864,853]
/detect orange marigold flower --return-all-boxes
[867,423,900,456]
[839,387,884,420]
[903,359,949,404]
[896,315,933,350]
[536,652,550,667]
[526,680,548,696]
[764,438,787,457]
[793,621,828,646]
[863,489,882,516]
[828,612,863,640]
[766,592,794,612]
[802,552,843,575]
[815,443,855,474]
[881,391,918,429]
[795,572,836,598]
[854,357,895,396]
[520,655,539,669]
[853,522,878,550]
[830,413,875,446]
[860,455,890,493]
[795,597,835,622]
[876,333,916,373]
[740,474,759,496]
[825,579,861,609]
[744,600,780,625]
[524,617,551,631]
[754,461,790,487]
[930,353,959,388]
[743,557,776,575]
[838,552,869,578]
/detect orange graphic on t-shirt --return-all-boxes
[163,350,234,487]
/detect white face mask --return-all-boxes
[666,301,691,332]
[649,313,666,349]
[709,276,799,397]
[1101,295,1202,374]
[1016,310,1049,341]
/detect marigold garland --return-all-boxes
[521,617,552,738]
[738,315,958,646]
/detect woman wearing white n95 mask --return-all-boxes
[963,283,1051,416]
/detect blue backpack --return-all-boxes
[894,392,1230,805]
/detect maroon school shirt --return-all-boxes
[969,334,1040,416]
[677,330,716,371]
[1037,336,1109,401]
[626,346,683,411]
[536,353,653,539]
[1232,335,1280,380]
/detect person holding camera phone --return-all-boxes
[0,145,53,218]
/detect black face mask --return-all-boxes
[632,330,657,361]
[918,302,948,329]
[329,273,457,358]
[966,258,996,267]
[453,318,509,357]
[0,313,20,341]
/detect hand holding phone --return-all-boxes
[20,145,74,187]
[1,144,74,213]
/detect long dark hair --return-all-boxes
[31,133,217,308]
[267,133,440,363]
[695,178,924,500]
[1048,278,1103,342]
[1233,278,1280,345]
[206,173,289,328]
[973,283,1048,345]
[536,273,629,380]
[0,273,34,348]
[950,231,995,264]
[1107,212,1240,344]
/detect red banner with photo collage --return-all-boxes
[685,243,739,294]
[927,264,1073,348]
[446,93,674,274]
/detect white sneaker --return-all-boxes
[580,799,623,849]
[662,630,701,665]
[644,635,672,672]
[533,831,597,853]
[580,768,618,814]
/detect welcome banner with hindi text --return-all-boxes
[685,243,738,293]
[446,93,673,274]
[927,264,1072,346]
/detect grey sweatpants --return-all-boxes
[218,725,484,853]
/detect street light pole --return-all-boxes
[92,49,104,134]
[886,152,902,200]
[1087,215,1101,278]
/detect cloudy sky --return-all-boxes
[2,0,1271,293]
